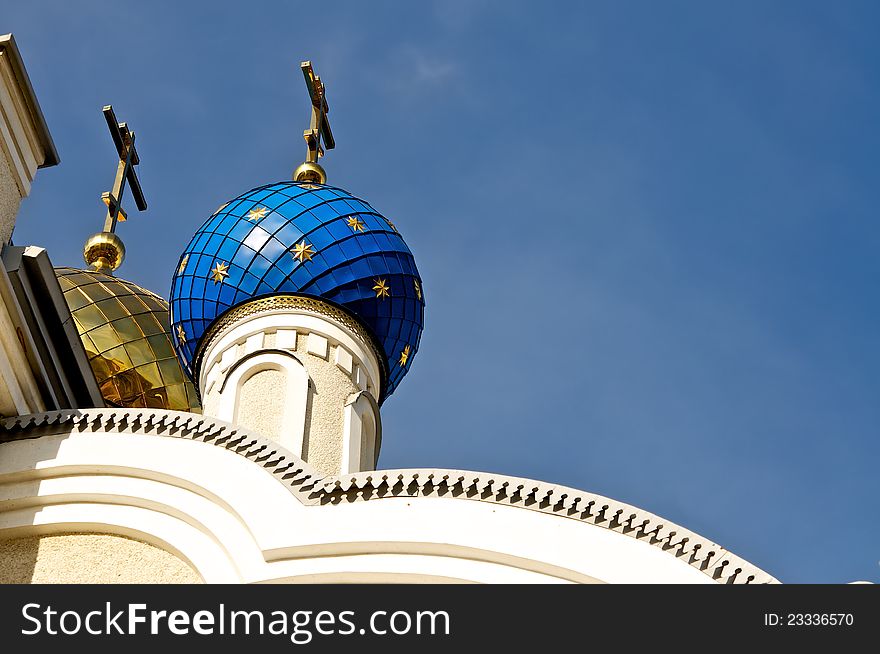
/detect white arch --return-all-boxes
[0,411,776,583]
[218,350,310,456]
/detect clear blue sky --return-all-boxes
[6,1,879,583]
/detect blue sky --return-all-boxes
[6,1,879,583]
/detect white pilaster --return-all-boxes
[0,34,59,243]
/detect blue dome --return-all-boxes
[170,180,424,399]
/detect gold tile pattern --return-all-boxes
[56,267,201,412]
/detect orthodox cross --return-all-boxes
[300,61,335,164]
[101,104,147,233]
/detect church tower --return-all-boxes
[169,62,424,476]
[0,39,777,585]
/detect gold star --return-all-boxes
[176,325,187,346]
[372,278,391,299]
[246,206,269,222]
[178,254,189,275]
[347,215,366,232]
[210,261,230,284]
[385,217,399,233]
[290,240,316,263]
[413,278,422,300]
[399,344,411,367]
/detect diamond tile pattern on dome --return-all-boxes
[56,267,201,411]
[170,181,424,399]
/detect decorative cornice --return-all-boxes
[0,408,324,504]
[193,294,387,393]
[0,409,778,584]
[320,470,779,584]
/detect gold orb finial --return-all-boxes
[293,160,327,184]
[83,231,126,273]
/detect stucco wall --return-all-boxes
[0,532,202,584]
[236,368,285,440]
[0,151,22,244]
[201,324,363,476]
[231,334,360,475]
[296,333,358,476]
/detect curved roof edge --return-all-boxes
[323,469,779,584]
[0,409,778,584]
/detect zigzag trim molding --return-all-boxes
[0,409,778,584]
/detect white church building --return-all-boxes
[0,33,776,584]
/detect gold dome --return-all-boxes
[56,267,200,412]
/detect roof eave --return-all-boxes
[0,33,59,168]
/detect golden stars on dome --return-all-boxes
[178,254,189,275]
[213,202,229,217]
[176,324,187,346]
[413,278,422,300]
[372,278,391,299]
[347,215,366,232]
[291,240,316,263]
[247,205,269,222]
[210,261,230,284]
[399,344,411,367]
[385,217,399,234]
